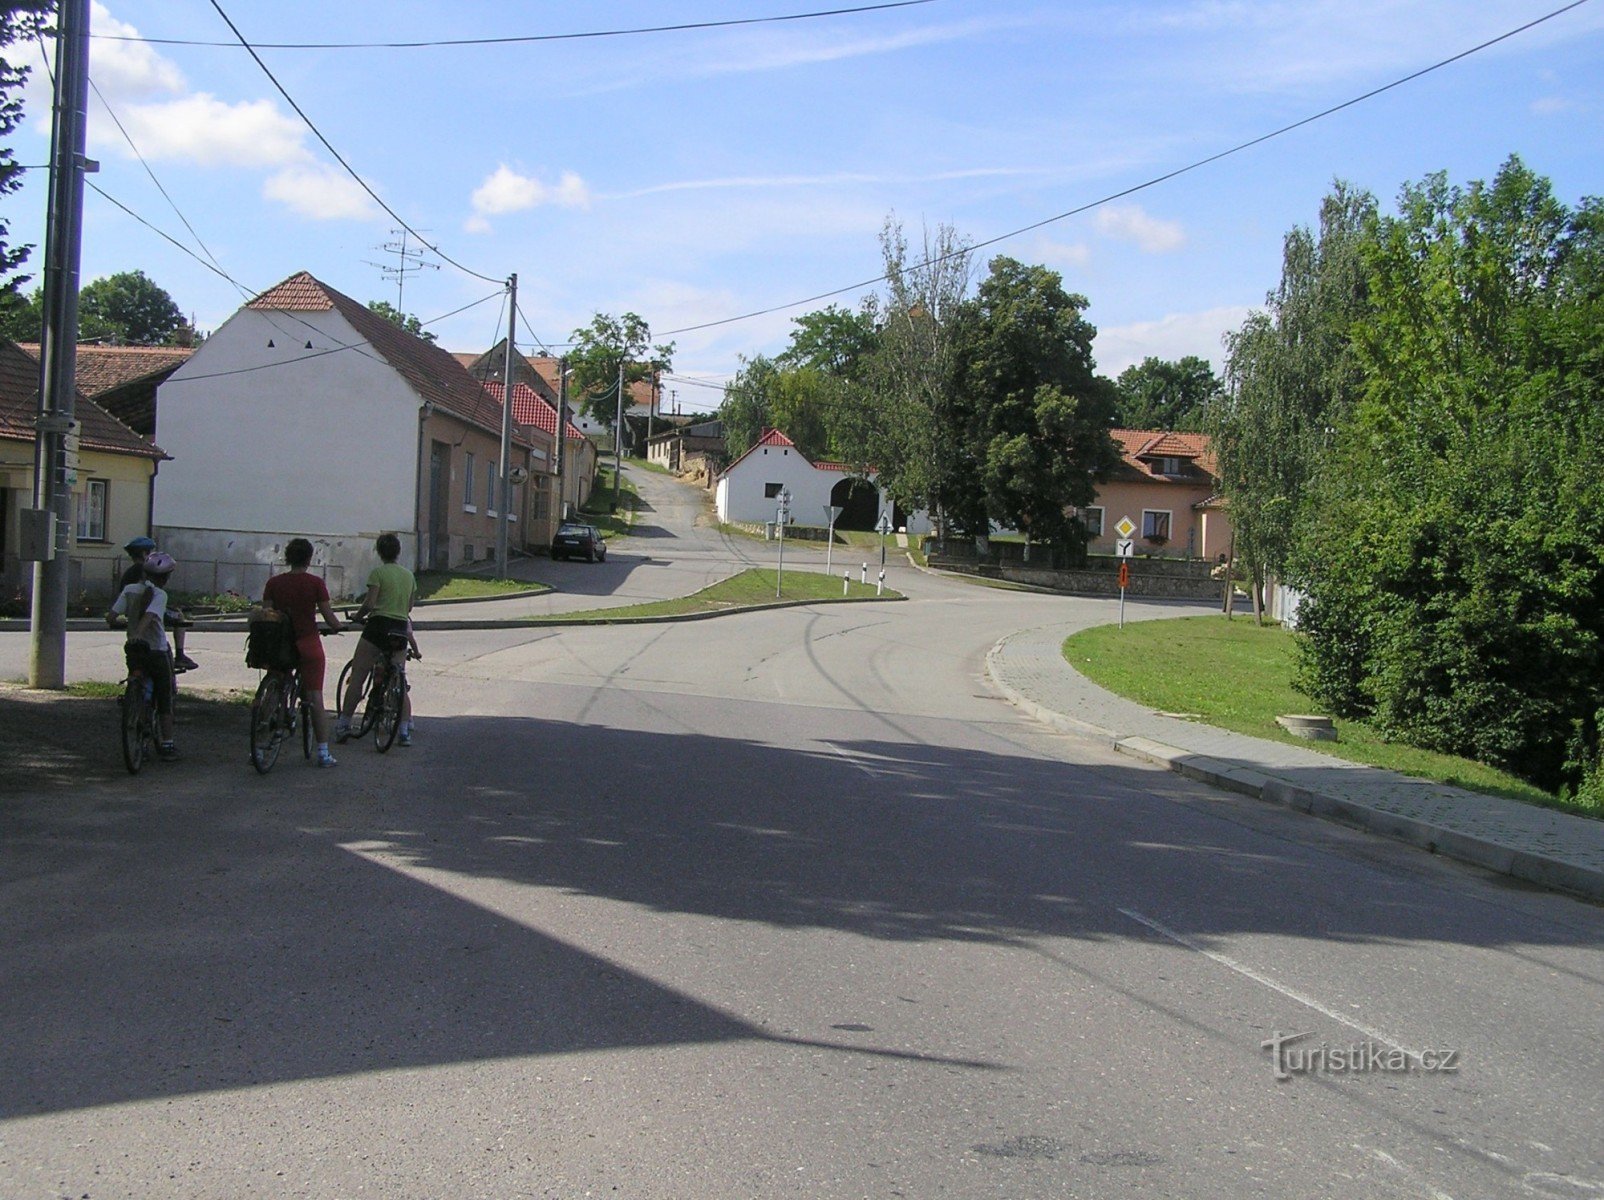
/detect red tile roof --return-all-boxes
[0,339,166,459]
[247,272,544,449]
[480,380,588,441]
[1110,428,1216,480]
[18,343,194,396]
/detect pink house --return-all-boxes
[1078,429,1232,560]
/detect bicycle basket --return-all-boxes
[246,616,299,670]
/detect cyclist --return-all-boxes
[261,537,343,768]
[120,536,199,672]
[107,550,181,761]
[335,532,418,746]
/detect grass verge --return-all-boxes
[1062,614,1581,814]
[582,465,640,538]
[527,567,899,623]
[416,571,549,602]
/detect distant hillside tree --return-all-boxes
[79,271,185,345]
[1111,355,1220,430]
[367,299,437,343]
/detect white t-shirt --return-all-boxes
[111,581,170,653]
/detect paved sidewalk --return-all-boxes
[987,621,1604,903]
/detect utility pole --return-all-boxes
[28,0,91,690]
[495,273,517,579]
[612,357,624,512]
[554,356,567,522]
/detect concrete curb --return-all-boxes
[984,633,1604,904]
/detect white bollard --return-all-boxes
[877,569,885,596]
[861,562,868,585]
[842,571,850,595]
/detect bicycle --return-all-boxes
[118,643,171,774]
[249,627,338,774]
[335,616,418,754]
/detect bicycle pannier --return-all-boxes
[246,615,298,670]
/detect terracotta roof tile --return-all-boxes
[1110,427,1217,479]
[481,380,588,441]
[0,339,166,459]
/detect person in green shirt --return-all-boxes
[335,532,420,745]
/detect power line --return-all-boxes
[206,0,505,287]
[97,1,936,50]
[659,0,1595,338]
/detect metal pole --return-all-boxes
[28,0,91,690]
[612,358,624,512]
[775,490,789,598]
[555,355,568,522]
[495,273,517,579]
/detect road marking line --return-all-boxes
[1118,906,1425,1063]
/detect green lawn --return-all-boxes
[527,568,899,623]
[1062,615,1581,813]
[415,572,549,602]
[582,465,639,537]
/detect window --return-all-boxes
[486,467,497,515]
[76,479,108,542]
[1154,456,1185,476]
[1142,510,1172,541]
[1080,506,1104,537]
[764,482,783,498]
[464,453,477,511]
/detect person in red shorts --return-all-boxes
[261,537,344,767]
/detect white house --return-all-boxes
[714,429,931,534]
[153,271,553,596]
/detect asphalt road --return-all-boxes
[2,467,1601,1199]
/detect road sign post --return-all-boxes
[1118,560,1130,629]
[824,504,843,575]
[775,490,791,597]
[876,509,892,570]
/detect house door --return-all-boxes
[428,440,450,569]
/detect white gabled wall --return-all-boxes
[716,442,829,525]
[152,307,421,596]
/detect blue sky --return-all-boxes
[6,1,1602,413]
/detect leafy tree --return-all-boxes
[367,299,436,343]
[0,3,53,326]
[0,282,41,341]
[77,270,184,344]
[853,217,975,530]
[566,311,673,431]
[1111,355,1220,430]
[775,303,878,378]
[1295,157,1604,796]
[955,256,1119,560]
[1212,181,1377,620]
[719,354,836,462]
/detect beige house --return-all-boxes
[0,339,167,602]
[1078,430,1232,560]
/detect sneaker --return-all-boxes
[333,719,352,744]
[157,742,180,761]
[174,654,199,672]
[397,730,412,747]
[316,752,338,768]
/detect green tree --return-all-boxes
[0,282,41,341]
[78,270,184,344]
[1111,355,1220,430]
[775,303,878,378]
[719,354,838,463]
[1212,181,1377,620]
[367,299,437,343]
[566,311,673,431]
[955,256,1119,559]
[0,3,53,327]
[1296,157,1604,796]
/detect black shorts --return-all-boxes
[126,643,174,715]
[360,614,410,652]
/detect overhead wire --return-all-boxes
[98,1,936,50]
[658,0,1596,338]
[206,0,507,288]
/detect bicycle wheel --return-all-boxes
[120,678,149,774]
[250,673,286,774]
[374,669,405,752]
[337,659,375,738]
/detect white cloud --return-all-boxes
[263,164,379,221]
[113,94,307,167]
[1530,96,1574,116]
[1024,236,1093,272]
[1095,204,1185,253]
[1092,305,1252,376]
[470,165,591,218]
[89,4,185,99]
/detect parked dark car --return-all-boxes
[551,522,607,562]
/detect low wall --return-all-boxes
[153,527,411,601]
[930,547,1222,599]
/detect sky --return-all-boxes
[4,0,1602,414]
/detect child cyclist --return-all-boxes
[119,536,199,672]
[107,550,182,761]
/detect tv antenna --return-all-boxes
[365,227,439,312]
